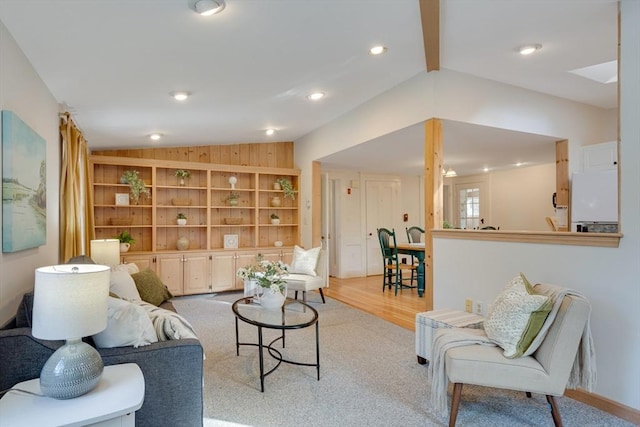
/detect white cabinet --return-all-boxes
[582,141,617,171]
[157,252,211,296]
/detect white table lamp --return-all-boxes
[90,238,120,266]
[32,264,110,399]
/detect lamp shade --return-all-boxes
[90,238,120,266]
[32,264,110,340]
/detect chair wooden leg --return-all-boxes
[319,288,326,303]
[449,383,463,427]
[546,395,563,427]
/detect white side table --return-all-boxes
[0,363,145,427]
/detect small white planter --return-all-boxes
[177,218,187,226]
[271,218,280,225]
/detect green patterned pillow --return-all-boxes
[484,273,552,358]
[131,268,173,306]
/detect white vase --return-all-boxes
[119,243,130,253]
[177,218,187,226]
[176,236,189,251]
[271,218,280,225]
[257,286,286,310]
[244,279,258,297]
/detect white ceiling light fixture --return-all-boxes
[519,44,542,55]
[369,45,387,56]
[149,133,163,141]
[265,129,276,136]
[307,92,325,101]
[189,0,226,16]
[170,91,191,101]
[444,168,457,178]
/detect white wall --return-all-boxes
[489,163,556,231]
[0,20,60,325]
[294,0,639,411]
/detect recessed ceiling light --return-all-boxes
[265,129,276,136]
[515,162,523,167]
[149,133,162,141]
[307,92,325,101]
[170,91,191,101]
[190,0,225,16]
[519,44,542,55]
[369,45,387,56]
[483,167,490,172]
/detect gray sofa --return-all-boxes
[0,292,204,427]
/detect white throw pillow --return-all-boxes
[135,301,198,341]
[109,269,142,301]
[289,245,321,276]
[92,297,158,348]
[483,274,552,358]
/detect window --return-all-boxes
[459,187,480,229]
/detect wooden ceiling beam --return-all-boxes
[420,0,440,72]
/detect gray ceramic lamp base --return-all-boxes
[39,339,104,399]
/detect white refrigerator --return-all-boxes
[570,169,618,232]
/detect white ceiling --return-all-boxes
[0,0,617,175]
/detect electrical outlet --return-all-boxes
[465,299,473,313]
[474,301,484,315]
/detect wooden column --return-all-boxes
[424,118,443,311]
[555,140,569,231]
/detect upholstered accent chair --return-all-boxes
[284,249,327,304]
[444,288,591,427]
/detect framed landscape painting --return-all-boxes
[2,110,47,252]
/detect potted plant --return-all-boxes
[270,213,280,225]
[276,177,295,200]
[115,230,135,253]
[177,213,187,225]
[225,192,240,206]
[174,169,191,186]
[120,170,150,204]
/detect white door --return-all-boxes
[365,179,398,275]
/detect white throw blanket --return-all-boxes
[429,286,596,417]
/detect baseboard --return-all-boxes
[565,389,640,425]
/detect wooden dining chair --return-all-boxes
[377,228,417,295]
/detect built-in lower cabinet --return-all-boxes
[156,252,212,296]
[121,248,294,296]
[121,253,156,272]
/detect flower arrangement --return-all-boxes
[120,170,150,203]
[270,213,279,220]
[177,212,187,220]
[236,254,289,293]
[224,192,240,205]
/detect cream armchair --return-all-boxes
[284,249,327,304]
[444,287,591,427]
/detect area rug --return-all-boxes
[172,293,633,427]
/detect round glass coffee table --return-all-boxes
[232,297,320,392]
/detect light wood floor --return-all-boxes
[322,275,430,331]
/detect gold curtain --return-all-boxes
[59,113,95,262]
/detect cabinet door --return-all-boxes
[121,254,156,272]
[183,253,211,295]
[582,141,617,171]
[157,254,184,296]
[211,251,237,292]
[235,251,258,290]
